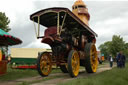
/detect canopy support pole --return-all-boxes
[33,19,38,38]
[37,16,40,38]
[60,13,67,35]
[57,13,60,35]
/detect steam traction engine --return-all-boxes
[30,0,98,77]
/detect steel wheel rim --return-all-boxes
[40,53,52,75]
[90,44,98,72]
[71,51,80,76]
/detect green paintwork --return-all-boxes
[0,29,22,45]
[11,58,37,65]
[0,29,10,36]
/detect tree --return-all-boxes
[124,43,128,49]
[110,35,125,56]
[98,35,126,58]
[0,12,10,32]
[98,41,111,59]
[0,12,11,58]
[123,43,128,57]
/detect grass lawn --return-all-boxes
[58,62,128,85]
[0,66,38,82]
[0,65,61,82]
[0,61,109,82]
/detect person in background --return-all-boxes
[116,53,119,67]
[122,54,126,68]
[101,56,105,62]
[117,51,126,68]
[117,51,122,68]
[109,55,113,67]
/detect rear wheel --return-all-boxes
[37,52,52,77]
[85,43,98,73]
[60,65,68,73]
[68,50,80,77]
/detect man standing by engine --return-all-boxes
[122,54,126,68]
[117,51,122,68]
[109,55,113,67]
[117,51,126,68]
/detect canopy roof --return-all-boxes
[30,7,98,37]
[0,29,22,46]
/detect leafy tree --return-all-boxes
[0,12,10,57]
[0,12,10,32]
[124,43,128,49]
[98,41,111,59]
[98,35,126,58]
[123,43,128,57]
[110,35,125,56]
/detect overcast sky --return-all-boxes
[0,0,128,50]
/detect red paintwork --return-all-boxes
[41,36,54,45]
[45,26,57,36]
[12,65,37,69]
[0,60,7,75]
[0,34,22,46]
[42,26,62,45]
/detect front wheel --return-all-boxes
[85,43,98,73]
[37,52,52,77]
[68,50,80,77]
